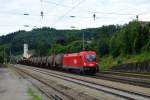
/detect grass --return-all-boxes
[99,51,150,70]
[28,88,41,100]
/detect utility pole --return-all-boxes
[3,48,7,64]
[3,48,5,64]
[93,13,96,21]
[40,0,44,20]
[136,15,139,22]
[82,31,85,51]
[9,49,11,63]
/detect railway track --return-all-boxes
[13,64,150,100]
[12,65,103,100]
[39,66,150,88]
[96,72,150,88]
[98,71,150,79]
[13,67,74,100]
[19,64,150,88]
[13,68,55,100]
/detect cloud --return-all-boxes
[0,0,150,35]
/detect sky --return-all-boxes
[0,0,150,36]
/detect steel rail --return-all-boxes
[13,67,75,100]
[15,65,150,100]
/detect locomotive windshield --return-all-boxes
[85,54,96,62]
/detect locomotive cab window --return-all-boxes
[85,54,96,62]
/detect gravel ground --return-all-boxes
[0,67,43,100]
[17,65,127,100]
[18,64,150,99]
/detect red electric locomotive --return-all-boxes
[63,51,99,73]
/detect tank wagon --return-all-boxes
[20,51,99,74]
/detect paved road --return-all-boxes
[0,67,30,100]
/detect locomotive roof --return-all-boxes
[64,51,96,57]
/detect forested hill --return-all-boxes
[0,25,120,56]
[0,20,150,69]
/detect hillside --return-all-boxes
[0,25,120,56]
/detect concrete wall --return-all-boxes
[111,60,150,72]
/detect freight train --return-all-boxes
[19,51,99,74]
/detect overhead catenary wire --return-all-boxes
[43,1,149,16]
[0,1,148,18]
[44,0,70,8]
[41,0,140,16]
[0,15,143,28]
[0,0,149,17]
[0,1,149,29]
[40,0,44,19]
[46,0,149,27]
[52,0,87,26]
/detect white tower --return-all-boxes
[23,44,28,58]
